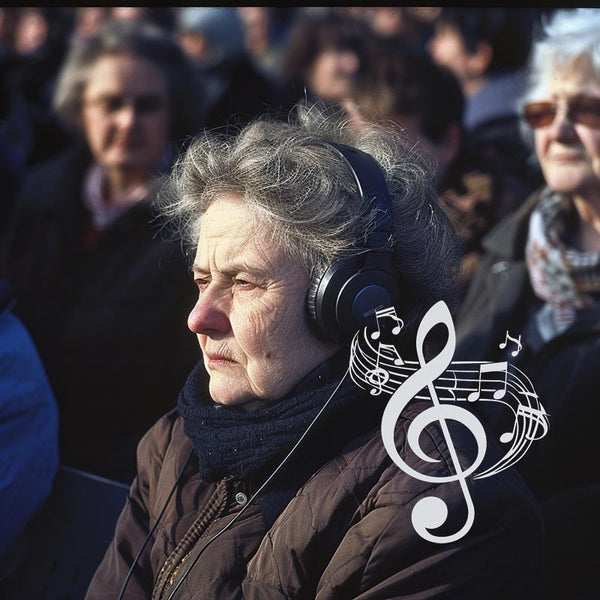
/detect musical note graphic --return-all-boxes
[362,307,404,395]
[499,331,523,357]
[348,302,550,519]
[467,362,508,402]
[380,301,487,544]
[371,306,404,340]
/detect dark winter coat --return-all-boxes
[86,361,543,600]
[1,145,199,483]
[454,188,600,599]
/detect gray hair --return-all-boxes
[524,9,600,103]
[160,105,461,339]
[53,19,204,141]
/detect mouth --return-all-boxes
[550,154,582,161]
[204,353,237,369]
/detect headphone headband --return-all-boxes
[307,142,400,343]
[319,142,393,248]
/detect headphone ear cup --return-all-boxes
[307,254,400,344]
[306,272,323,337]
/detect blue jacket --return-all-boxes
[0,279,58,557]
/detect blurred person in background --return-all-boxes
[346,42,530,292]
[455,9,600,598]
[72,7,110,40]
[1,7,73,168]
[237,6,290,85]
[109,6,176,33]
[283,10,374,108]
[1,19,203,484]
[366,7,435,53]
[175,6,287,130]
[428,8,545,193]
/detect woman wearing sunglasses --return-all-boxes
[454,9,600,599]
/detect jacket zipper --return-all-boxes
[152,479,231,599]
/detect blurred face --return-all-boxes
[428,23,470,86]
[308,46,360,102]
[533,73,600,202]
[80,53,170,178]
[188,195,338,410]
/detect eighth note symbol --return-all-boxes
[499,331,522,357]
[371,307,404,340]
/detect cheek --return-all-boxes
[235,293,305,364]
[142,112,170,153]
[83,116,111,158]
[534,131,546,158]
[584,133,600,169]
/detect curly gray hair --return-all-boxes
[53,19,203,142]
[160,105,461,338]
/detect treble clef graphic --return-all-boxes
[381,301,487,544]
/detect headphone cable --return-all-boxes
[116,446,194,600]
[165,367,351,600]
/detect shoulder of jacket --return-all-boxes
[137,409,184,467]
[17,145,90,208]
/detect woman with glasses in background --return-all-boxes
[1,20,204,484]
[454,9,600,599]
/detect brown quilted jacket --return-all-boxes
[86,392,544,600]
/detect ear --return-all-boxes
[466,40,493,77]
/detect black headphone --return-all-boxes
[306,142,400,344]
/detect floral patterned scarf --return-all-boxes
[525,189,600,341]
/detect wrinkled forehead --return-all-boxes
[193,195,285,269]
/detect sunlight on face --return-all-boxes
[187,195,338,410]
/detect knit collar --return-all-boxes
[177,351,384,484]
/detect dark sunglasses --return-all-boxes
[523,96,600,129]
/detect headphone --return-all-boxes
[306,142,400,344]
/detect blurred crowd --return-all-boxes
[2,6,599,599]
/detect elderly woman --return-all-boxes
[455,9,600,599]
[1,20,203,483]
[85,108,543,599]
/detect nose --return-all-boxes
[114,104,137,130]
[187,287,230,336]
[547,103,577,140]
[339,50,359,74]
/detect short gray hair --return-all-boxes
[53,19,203,141]
[524,9,600,103]
[160,105,461,338]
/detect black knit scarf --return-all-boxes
[177,352,386,486]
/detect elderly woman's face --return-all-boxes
[534,73,600,201]
[188,195,338,411]
[80,53,170,177]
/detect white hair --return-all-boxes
[525,9,600,103]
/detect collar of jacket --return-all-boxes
[481,187,545,261]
